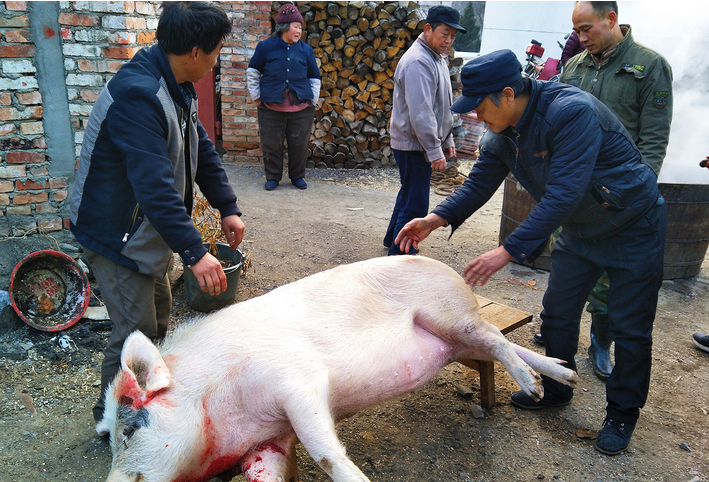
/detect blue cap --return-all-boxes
[426,6,467,33]
[451,49,523,113]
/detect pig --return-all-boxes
[97,255,578,482]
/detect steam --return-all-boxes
[651,6,709,184]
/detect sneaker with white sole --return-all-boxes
[693,332,709,353]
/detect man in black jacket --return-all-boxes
[396,50,665,455]
[70,2,245,425]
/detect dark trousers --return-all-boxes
[84,248,171,423]
[257,103,315,182]
[540,202,666,423]
[384,149,432,255]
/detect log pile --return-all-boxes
[270,1,440,169]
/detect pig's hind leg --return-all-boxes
[281,368,372,482]
[452,321,549,401]
[510,343,579,388]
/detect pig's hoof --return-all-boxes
[510,390,572,410]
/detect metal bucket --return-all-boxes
[499,178,709,279]
[9,250,90,331]
[183,243,243,312]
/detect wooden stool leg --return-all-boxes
[478,360,495,408]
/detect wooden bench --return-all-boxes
[458,295,533,408]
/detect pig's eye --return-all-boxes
[123,426,136,439]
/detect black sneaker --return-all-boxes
[510,390,572,410]
[533,332,545,345]
[594,418,635,455]
[693,332,709,353]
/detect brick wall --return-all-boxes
[218,1,271,165]
[1,1,42,235]
[0,0,267,239]
[0,0,160,238]
[60,1,159,164]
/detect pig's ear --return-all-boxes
[121,331,171,396]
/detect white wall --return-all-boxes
[479,1,575,65]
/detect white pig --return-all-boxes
[98,255,578,482]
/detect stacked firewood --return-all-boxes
[270,1,450,169]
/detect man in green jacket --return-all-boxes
[534,1,673,380]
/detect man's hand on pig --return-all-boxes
[190,252,227,295]
[462,246,514,287]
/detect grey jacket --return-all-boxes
[389,33,455,162]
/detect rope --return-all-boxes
[430,163,467,196]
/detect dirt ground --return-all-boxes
[1,161,708,482]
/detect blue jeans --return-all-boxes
[540,202,666,423]
[384,149,432,255]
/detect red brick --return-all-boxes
[15,179,48,191]
[13,191,48,205]
[0,105,42,121]
[138,31,155,44]
[125,17,146,29]
[6,151,45,164]
[63,217,71,230]
[52,190,67,202]
[58,12,97,27]
[0,124,15,136]
[0,93,11,105]
[49,177,68,189]
[79,90,99,103]
[5,1,27,12]
[4,29,31,43]
[6,205,31,214]
[0,181,13,192]
[0,44,35,57]
[38,218,62,232]
[15,91,42,105]
[35,204,57,214]
[103,47,139,60]
[61,27,72,40]
[32,137,46,149]
[29,165,47,176]
[0,194,9,206]
[0,15,28,27]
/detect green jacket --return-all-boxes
[560,25,673,174]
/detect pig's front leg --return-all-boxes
[282,370,371,482]
[240,431,299,482]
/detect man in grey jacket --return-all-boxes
[383,6,466,255]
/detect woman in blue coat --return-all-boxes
[247,3,321,190]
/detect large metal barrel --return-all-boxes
[498,175,551,270]
[498,178,709,279]
[659,183,709,279]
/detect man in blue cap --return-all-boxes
[395,49,666,455]
[383,5,466,255]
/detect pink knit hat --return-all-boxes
[275,3,303,25]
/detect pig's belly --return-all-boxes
[327,324,454,414]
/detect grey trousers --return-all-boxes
[257,103,314,182]
[84,248,171,423]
